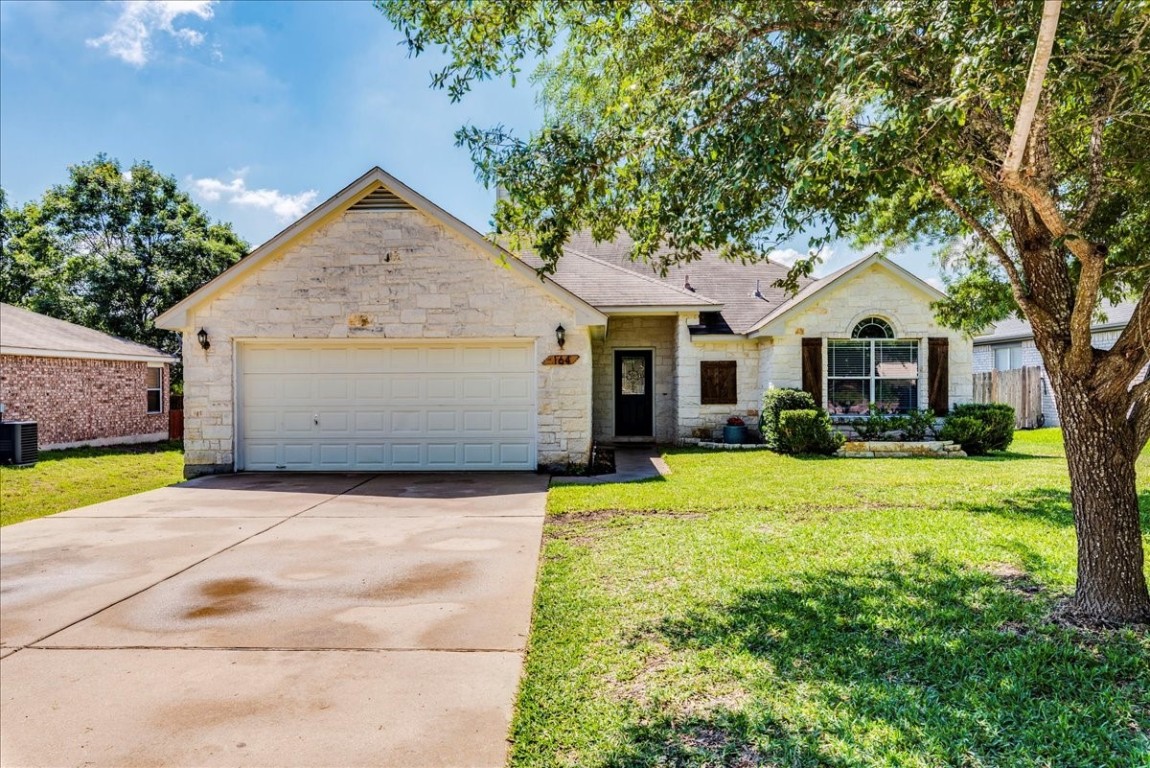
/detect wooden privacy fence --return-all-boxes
[972,366,1043,429]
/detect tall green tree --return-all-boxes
[379,0,1150,623]
[1,156,247,355]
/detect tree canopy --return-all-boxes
[380,0,1150,622]
[1,156,247,355]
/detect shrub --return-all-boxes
[902,409,940,441]
[938,415,989,455]
[777,409,845,455]
[761,388,817,450]
[852,409,907,441]
[950,403,1015,452]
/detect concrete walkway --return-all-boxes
[0,472,548,768]
[552,446,671,485]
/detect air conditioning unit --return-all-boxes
[0,421,38,467]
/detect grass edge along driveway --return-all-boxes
[1,441,184,526]
[512,429,1150,768]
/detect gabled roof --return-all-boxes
[560,231,814,333]
[747,253,946,337]
[0,303,174,363]
[155,167,607,330]
[973,299,1139,344]
[517,246,721,312]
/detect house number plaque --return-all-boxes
[543,354,580,365]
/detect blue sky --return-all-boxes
[0,0,942,285]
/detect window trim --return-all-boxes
[992,343,1023,371]
[700,360,738,405]
[146,365,164,414]
[826,338,921,415]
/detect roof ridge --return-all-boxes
[561,247,722,305]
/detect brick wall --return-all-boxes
[0,355,169,449]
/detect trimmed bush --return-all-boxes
[902,409,939,441]
[938,415,989,455]
[761,388,817,450]
[853,410,904,441]
[950,403,1015,451]
[778,409,845,455]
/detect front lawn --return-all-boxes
[513,429,1150,767]
[0,441,184,526]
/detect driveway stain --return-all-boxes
[361,562,473,600]
[184,577,268,619]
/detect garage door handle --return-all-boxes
[314,414,319,425]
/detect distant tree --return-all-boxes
[0,156,247,355]
[379,0,1150,623]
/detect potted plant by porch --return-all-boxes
[723,416,747,445]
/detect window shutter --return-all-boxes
[801,337,823,406]
[928,338,949,416]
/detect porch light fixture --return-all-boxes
[196,328,210,350]
[555,324,566,350]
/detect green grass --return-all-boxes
[512,429,1150,767]
[0,441,184,526]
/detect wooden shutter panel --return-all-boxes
[928,337,949,416]
[801,337,823,406]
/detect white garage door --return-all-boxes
[238,341,537,471]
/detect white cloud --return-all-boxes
[88,0,216,66]
[191,174,318,221]
[768,245,835,274]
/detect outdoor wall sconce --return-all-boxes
[555,324,566,350]
[197,328,211,350]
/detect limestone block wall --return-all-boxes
[591,315,677,442]
[181,208,593,473]
[674,315,765,442]
[762,264,973,410]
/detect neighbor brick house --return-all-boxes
[157,167,972,477]
[0,304,175,449]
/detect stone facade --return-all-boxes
[591,316,677,442]
[0,355,169,449]
[673,320,765,442]
[760,264,973,410]
[181,207,592,475]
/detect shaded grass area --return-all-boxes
[513,429,1150,767]
[0,441,184,526]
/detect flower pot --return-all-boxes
[723,425,747,445]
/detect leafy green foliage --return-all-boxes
[951,403,1017,452]
[760,388,817,450]
[851,410,905,441]
[777,409,843,455]
[939,415,991,456]
[902,408,940,441]
[0,156,247,357]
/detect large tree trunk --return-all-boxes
[1053,375,1150,623]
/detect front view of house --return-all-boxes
[158,168,972,477]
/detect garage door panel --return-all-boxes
[239,342,537,471]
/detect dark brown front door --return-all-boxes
[615,350,653,436]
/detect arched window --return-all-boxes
[828,316,919,414]
[852,316,894,339]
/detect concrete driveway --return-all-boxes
[0,472,548,767]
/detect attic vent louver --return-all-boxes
[349,186,414,211]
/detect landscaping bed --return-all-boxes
[511,429,1150,767]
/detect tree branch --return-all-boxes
[910,165,1045,324]
[1097,285,1150,399]
[1128,375,1150,453]
[1002,1,1062,177]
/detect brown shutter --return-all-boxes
[928,337,949,416]
[801,337,823,406]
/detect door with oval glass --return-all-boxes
[614,350,653,437]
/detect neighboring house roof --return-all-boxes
[746,253,946,337]
[973,300,1140,344]
[155,167,607,330]
[518,246,721,312]
[559,231,813,334]
[0,303,174,363]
